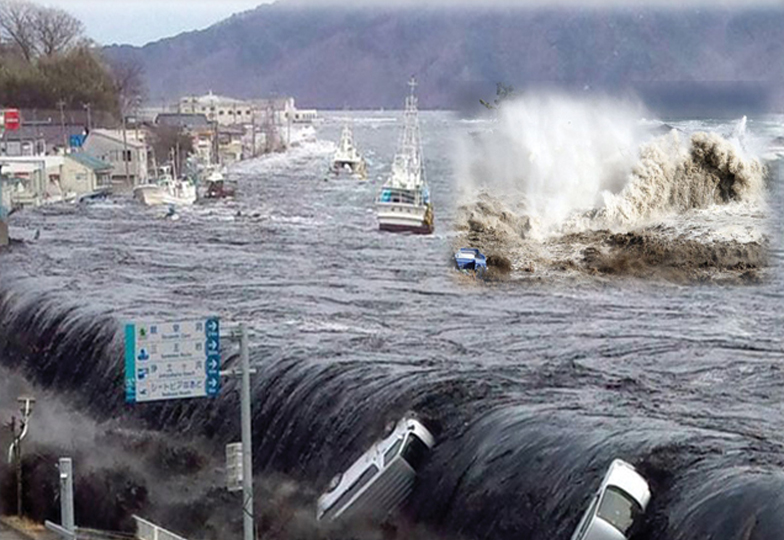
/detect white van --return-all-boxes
[570,459,651,540]
[316,416,435,522]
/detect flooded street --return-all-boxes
[1,111,784,539]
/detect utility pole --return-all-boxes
[240,323,254,540]
[8,417,23,517]
[122,107,131,188]
[59,458,74,533]
[7,396,35,517]
[251,114,256,159]
[57,100,67,152]
[82,103,92,132]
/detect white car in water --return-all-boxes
[316,416,435,523]
[570,459,651,540]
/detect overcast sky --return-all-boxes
[40,1,270,46]
[42,0,784,47]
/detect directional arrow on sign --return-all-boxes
[206,338,219,352]
[207,319,219,333]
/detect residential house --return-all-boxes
[0,156,55,207]
[63,153,113,193]
[82,129,149,190]
[0,153,112,207]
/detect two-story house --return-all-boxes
[82,129,149,190]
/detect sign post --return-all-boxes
[0,163,7,248]
[239,324,254,540]
[124,317,221,403]
[123,318,254,540]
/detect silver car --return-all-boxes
[316,416,435,523]
[570,459,651,540]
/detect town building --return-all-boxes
[0,154,112,207]
[179,93,319,127]
[64,153,113,192]
[179,93,255,126]
[82,129,149,189]
[155,113,216,166]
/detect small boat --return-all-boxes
[330,125,367,178]
[317,415,435,523]
[454,248,487,277]
[133,166,196,207]
[376,78,433,234]
[201,168,236,199]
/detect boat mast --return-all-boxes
[393,77,423,188]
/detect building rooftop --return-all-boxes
[181,92,247,106]
[2,124,87,146]
[67,152,112,172]
[88,129,146,148]
[156,113,212,129]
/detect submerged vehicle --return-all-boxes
[454,248,487,276]
[316,416,435,523]
[570,459,651,540]
[375,77,434,234]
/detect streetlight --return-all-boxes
[7,395,35,517]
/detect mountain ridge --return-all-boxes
[103,3,784,113]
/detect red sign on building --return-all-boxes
[3,109,21,131]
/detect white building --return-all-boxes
[179,92,255,126]
[82,129,149,189]
[179,92,319,128]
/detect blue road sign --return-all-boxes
[125,317,221,403]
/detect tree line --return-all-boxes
[0,0,144,117]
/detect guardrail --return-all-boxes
[45,520,136,540]
[132,516,188,540]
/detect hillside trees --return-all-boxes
[0,0,143,116]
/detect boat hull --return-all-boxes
[331,160,367,179]
[376,202,434,234]
[134,185,196,207]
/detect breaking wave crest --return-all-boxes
[599,130,766,227]
[456,94,769,281]
[1,284,784,538]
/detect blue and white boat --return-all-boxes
[455,248,487,276]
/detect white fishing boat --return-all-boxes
[375,77,434,234]
[133,166,196,207]
[330,124,367,178]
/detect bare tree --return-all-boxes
[0,0,38,62]
[34,6,84,57]
[110,57,147,111]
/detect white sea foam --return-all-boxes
[457,93,767,240]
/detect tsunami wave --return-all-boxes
[1,281,783,539]
[455,94,770,282]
